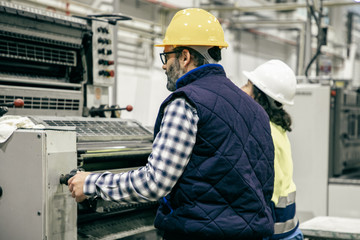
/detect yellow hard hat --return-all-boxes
[155,8,228,48]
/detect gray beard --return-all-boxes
[166,59,185,92]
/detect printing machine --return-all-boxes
[327,86,360,219]
[329,87,360,178]
[287,83,360,222]
[0,2,160,239]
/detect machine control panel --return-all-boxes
[92,20,116,86]
[330,87,360,177]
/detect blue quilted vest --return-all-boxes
[153,64,274,240]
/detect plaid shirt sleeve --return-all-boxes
[83,98,199,203]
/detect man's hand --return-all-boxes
[68,171,92,202]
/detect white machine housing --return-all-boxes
[288,83,360,222]
[287,84,330,221]
[0,129,77,240]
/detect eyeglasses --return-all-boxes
[159,50,181,65]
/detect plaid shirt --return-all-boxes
[84,98,199,203]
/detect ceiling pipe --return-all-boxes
[164,0,360,13]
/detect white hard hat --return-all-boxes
[243,59,297,106]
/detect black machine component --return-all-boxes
[89,104,133,118]
[0,2,125,117]
[0,99,24,117]
[329,87,360,178]
[0,2,92,116]
[60,168,84,185]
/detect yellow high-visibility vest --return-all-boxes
[270,121,296,206]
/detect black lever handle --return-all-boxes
[59,168,84,185]
[0,107,8,117]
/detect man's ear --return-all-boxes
[181,49,191,67]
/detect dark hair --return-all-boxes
[253,85,292,132]
[174,46,222,67]
[208,46,222,62]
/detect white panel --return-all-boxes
[0,130,45,240]
[329,183,360,218]
[45,130,77,240]
[0,129,77,240]
[287,84,330,221]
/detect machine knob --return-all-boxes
[98,70,114,77]
[14,99,24,107]
[126,105,133,111]
[98,60,114,66]
[98,38,105,44]
[98,48,105,54]
[97,27,109,34]
[98,38,111,44]
[0,98,24,107]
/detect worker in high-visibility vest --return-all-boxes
[242,60,304,240]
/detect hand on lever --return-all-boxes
[68,171,92,203]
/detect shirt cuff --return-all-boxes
[83,172,102,197]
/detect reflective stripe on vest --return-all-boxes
[274,214,299,235]
[275,191,296,208]
[273,191,298,235]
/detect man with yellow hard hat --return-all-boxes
[68,8,275,240]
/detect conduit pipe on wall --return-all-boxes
[18,0,162,39]
[18,0,94,15]
[229,19,307,75]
